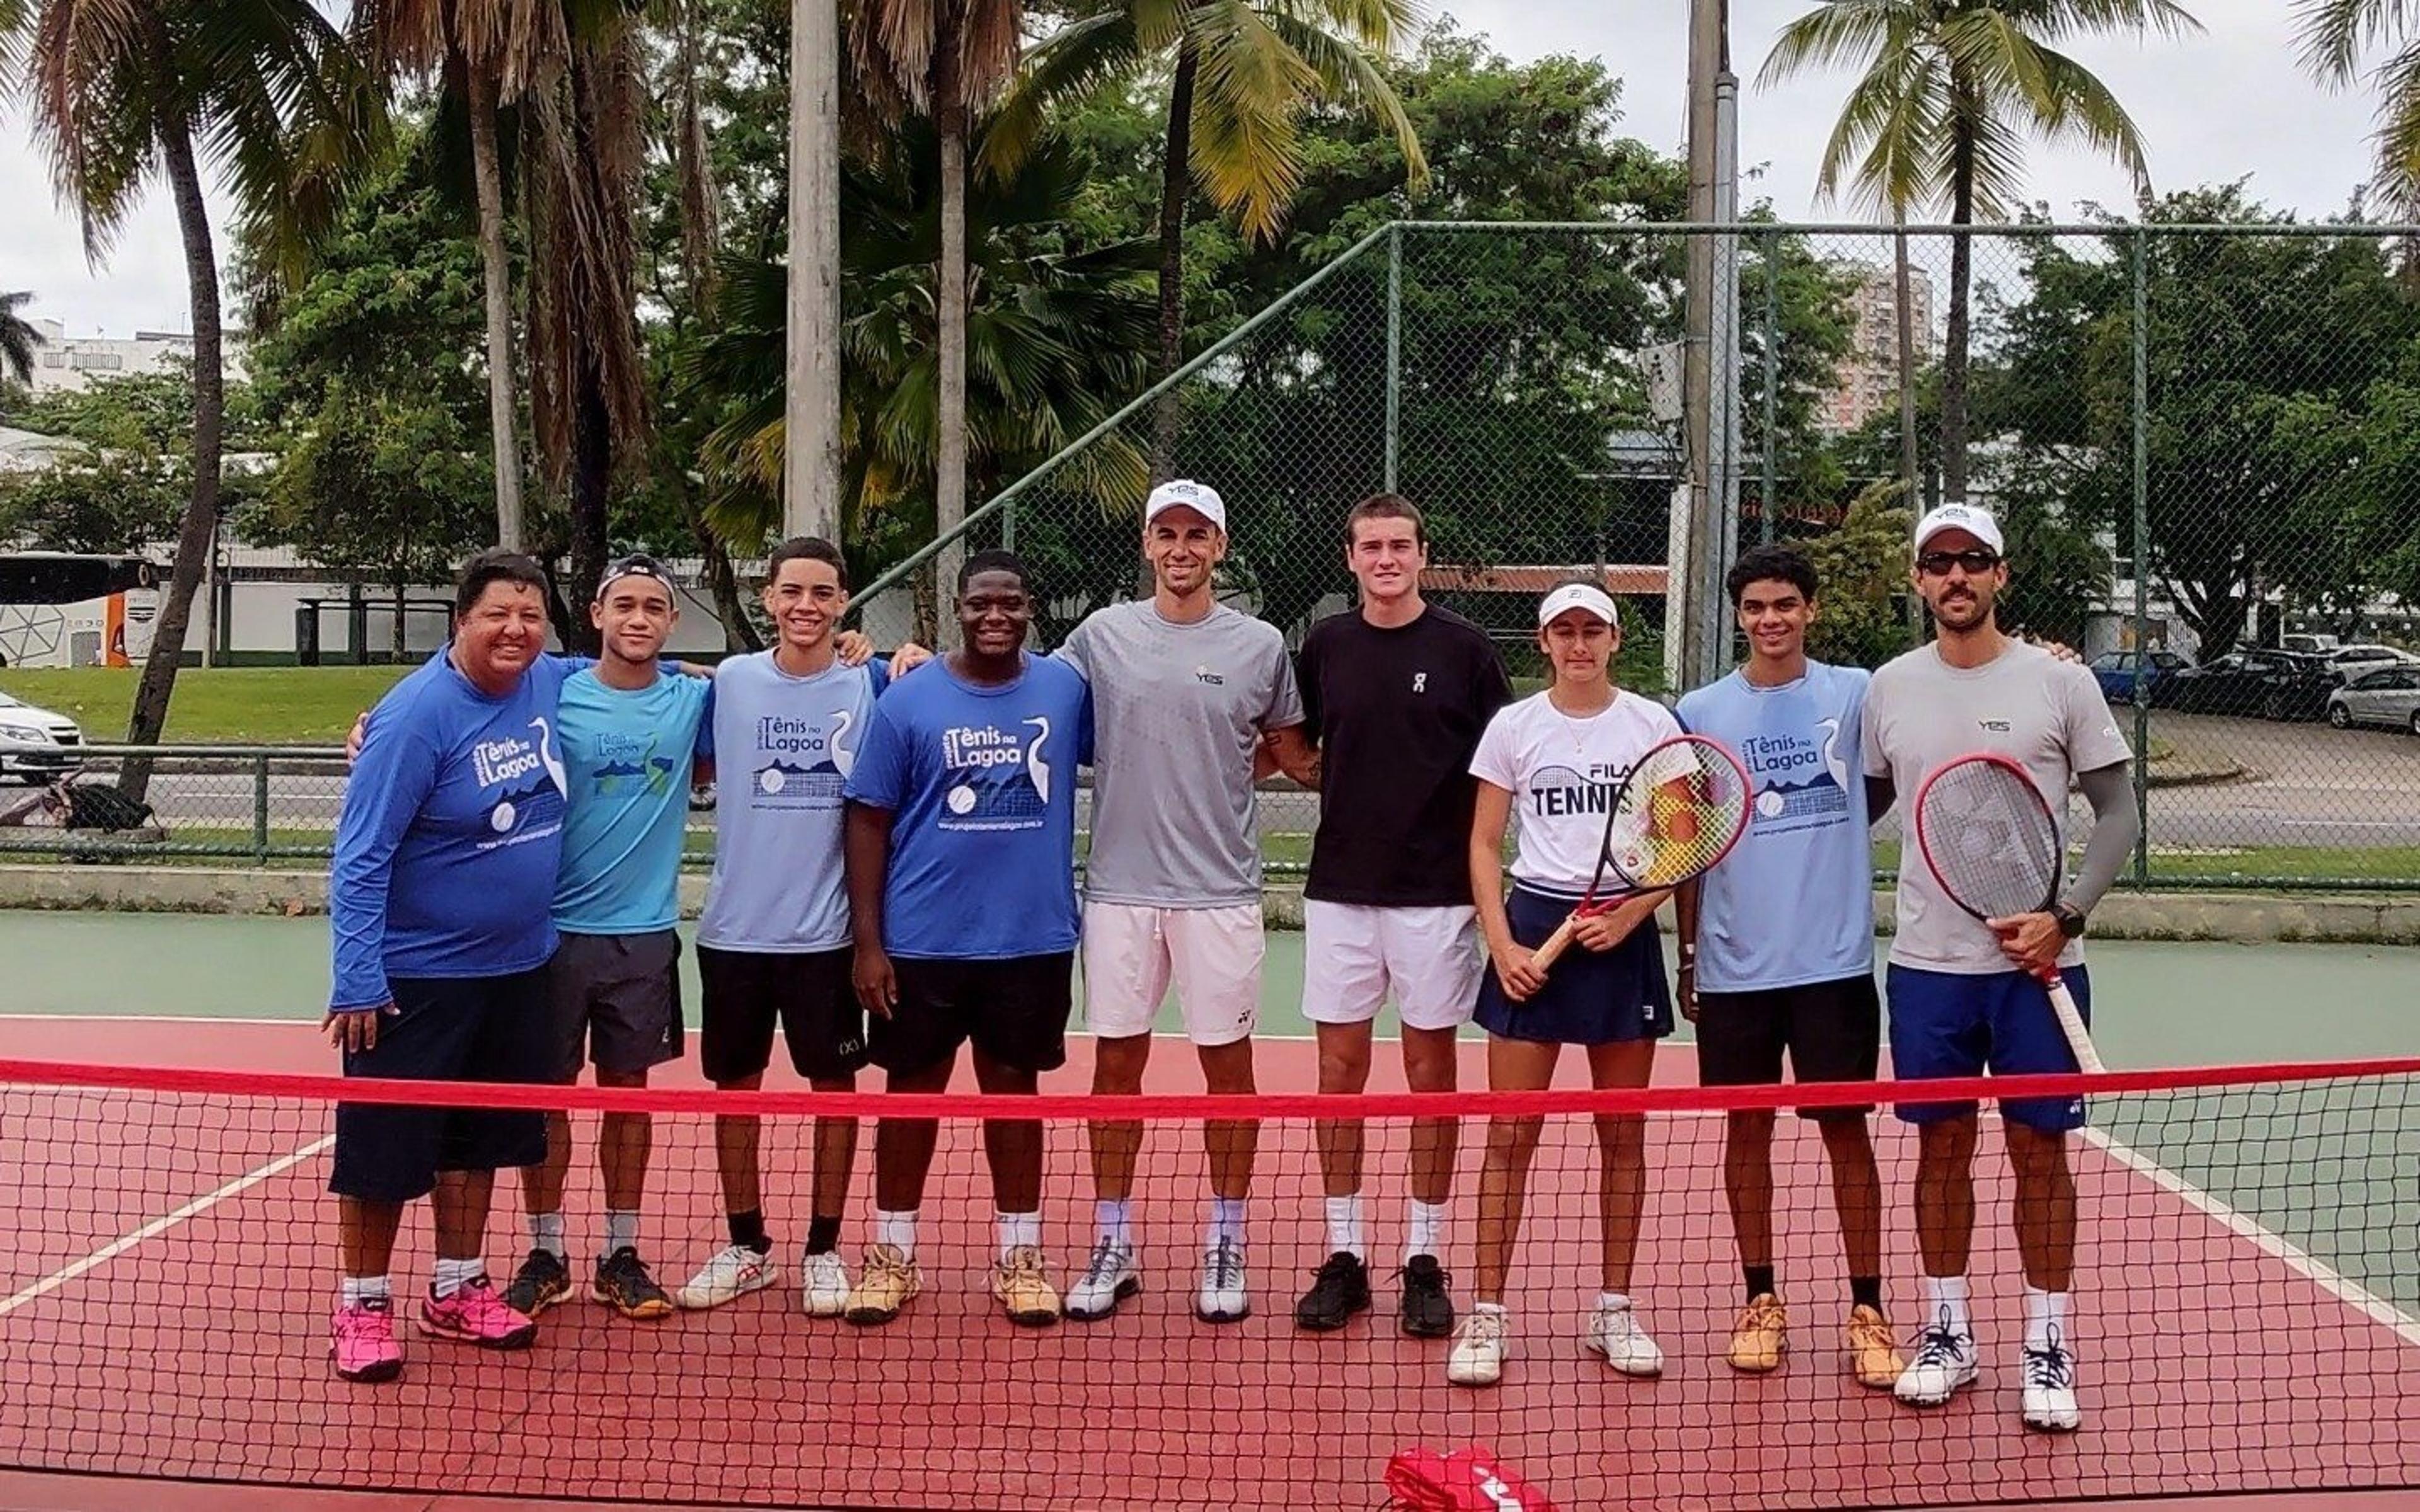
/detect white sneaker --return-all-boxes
[1446,1308,1508,1387]
[1584,1301,1664,1377]
[2019,1329,2082,1432]
[674,1243,778,1310]
[802,1250,851,1317]
[1196,1237,1250,1324]
[1064,1237,1141,1322]
[1894,1308,1981,1406]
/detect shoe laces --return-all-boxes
[1204,1237,1243,1292]
[1741,1295,1785,1329]
[1596,1304,1640,1341]
[1080,1237,1126,1287]
[1313,1251,1361,1286]
[602,1248,652,1287]
[2022,1326,2075,1390]
[1397,1257,1449,1292]
[1458,1309,1505,1348]
[1911,1305,1971,1368]
[449,1279,513,1322]
[1003,1246,1047,1281]
[337,1299,395,1337]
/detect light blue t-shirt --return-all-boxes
[844,653,1092,960]
[696,651,889,953]
[552,668,713,934]
[1675,660,1875,992]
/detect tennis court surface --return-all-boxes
[0,1004,2413,1511]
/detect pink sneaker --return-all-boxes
[419,1277,538,1349]
[331,1298,403,1382]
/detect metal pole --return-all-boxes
[1707,69,1742,677]
[1761,231,1779,546]
[252,752,271,863]
[1001,496,1016,553]
[1680,0,1727,689]
[2131,228,2152,889]
[1385,226,1402,495]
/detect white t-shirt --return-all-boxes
[1469,688,1683,898]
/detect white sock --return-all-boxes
[1406,1199,1448,1262]
[1472,1300,1507,1317]
[431,1257,484,1300]
[529,1210,567,1261]
[339,1275,391,1308]
[875,1208,918,1259]
[1598,1290,1632,1314]
[1924,1273,1974,1337]
[1095,1198,1132,1249]
[1324,1194,1365,1259]
[1207,1196,1247,1249]
[603,1210,639,1256]
[997,1211,1041,1262]
[2024,1286,2071,1351]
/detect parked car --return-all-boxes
[2089,649,2188,704]
[2318,644,2420,681]
[2325,664,2420,734]
[2155,649,2335,721]
[2281,633,2341,655]
[0,692,84,781]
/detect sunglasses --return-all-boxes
[1916,549,2002,577]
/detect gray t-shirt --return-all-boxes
[1862,639,2133,974]
[1058,599,1305,907]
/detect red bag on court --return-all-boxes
[1383,1446,1559,1511]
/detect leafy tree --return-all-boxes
[1,294,45,387]
[1801,479,1916,669]
[0,367,263,553]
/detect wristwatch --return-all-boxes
[2050,902,2086,939]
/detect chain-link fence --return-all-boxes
[841,220,2420,893]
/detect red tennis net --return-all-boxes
[0,1055,2415,1509]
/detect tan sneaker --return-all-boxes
[1848,1303,1905,1389]
[1726,1292,1788,1373]
[841,1244,921,1326]
[991,1246,1061,1327]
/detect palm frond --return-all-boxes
[2366,32,2420,209]
[2293,0,2406,83]
[1756,0,1909,89]
[980,9,1144,180]
[1186,0,1318,243]
[1261,10,1426,190]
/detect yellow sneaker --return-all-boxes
[991,1246,1061,1327]
[1848,1303,1904,1389]
[1726,1293,1788,1373]
[841,1244,921,1326]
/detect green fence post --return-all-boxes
[2131,227,2152,889]
[253,752,272,863]
[1761,227,1780,546]
[1385,225,1402,495]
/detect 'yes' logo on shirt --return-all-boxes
[1413,672,1428,693]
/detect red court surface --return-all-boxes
[0,1017,2414,1511]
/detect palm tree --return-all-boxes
[2296,1,2420,220]
[1760,0,2198,503]
[1,292,46,387]
[986,0,1426,476]
[355,0,567,549]
[12,0,376,797]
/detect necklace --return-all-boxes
[1547,686,1615,764]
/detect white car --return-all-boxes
[2326,664,2420,735]
[0,692,86,782]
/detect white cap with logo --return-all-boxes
[1536,581,1619,629]
[1912,501,2005,557]
[1144,478,1227,532]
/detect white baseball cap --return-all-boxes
[1144,478,1226,532]
[1537,581,1620,629]
[1913,501,2005,557]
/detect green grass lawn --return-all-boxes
[0,667,406,744]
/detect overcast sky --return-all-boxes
[0,0,2390,339]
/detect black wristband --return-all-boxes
[2051,902,2086,938]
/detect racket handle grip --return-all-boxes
[2039,969,2106,1075]
[1529,915,1580,971]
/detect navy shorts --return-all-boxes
[1473,886,1672,1046]
[1886,963,2092,1133]
[330,968,553,1204]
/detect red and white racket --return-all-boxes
[1529,733,1752,972]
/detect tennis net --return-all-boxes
[0,1055,2414,1509]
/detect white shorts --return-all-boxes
[1081,901,1264,1047]
[1300,901,1484,1033]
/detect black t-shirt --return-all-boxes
[1297,604,1515,906]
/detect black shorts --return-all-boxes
[1694,972,1881,1119]
[330,968,553,1204]
[545,930,684,1081]
[872,953,1076,1077]
[696,943,867,1084]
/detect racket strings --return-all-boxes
[1604,739,1751,888]
[1917,762,2061,920]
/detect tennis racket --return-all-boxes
[1529,733,1753,972]
[1911,752,2106,1075]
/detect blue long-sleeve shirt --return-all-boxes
[328,653,574,1009]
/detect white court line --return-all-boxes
[2083,1126,2420,1349]
[0,1135,333,1319]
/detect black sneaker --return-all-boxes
[501,1247,572,1317]
[1293,1251,1371,1331]
[591,1246,674,1320]
[1398,1254,1455,1338]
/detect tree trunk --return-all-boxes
[466,65,528,549]
[568,367,612,656]
[118,112,223,805]
[783,0,843,541]
[1942,114,1974,507]
[1894,224,1919,500]
[1149,41,1200,482]
[684,486,758,652]
[935,100,971,614]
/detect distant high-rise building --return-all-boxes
[20,318,250,396]
[1817,263,1933,435]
